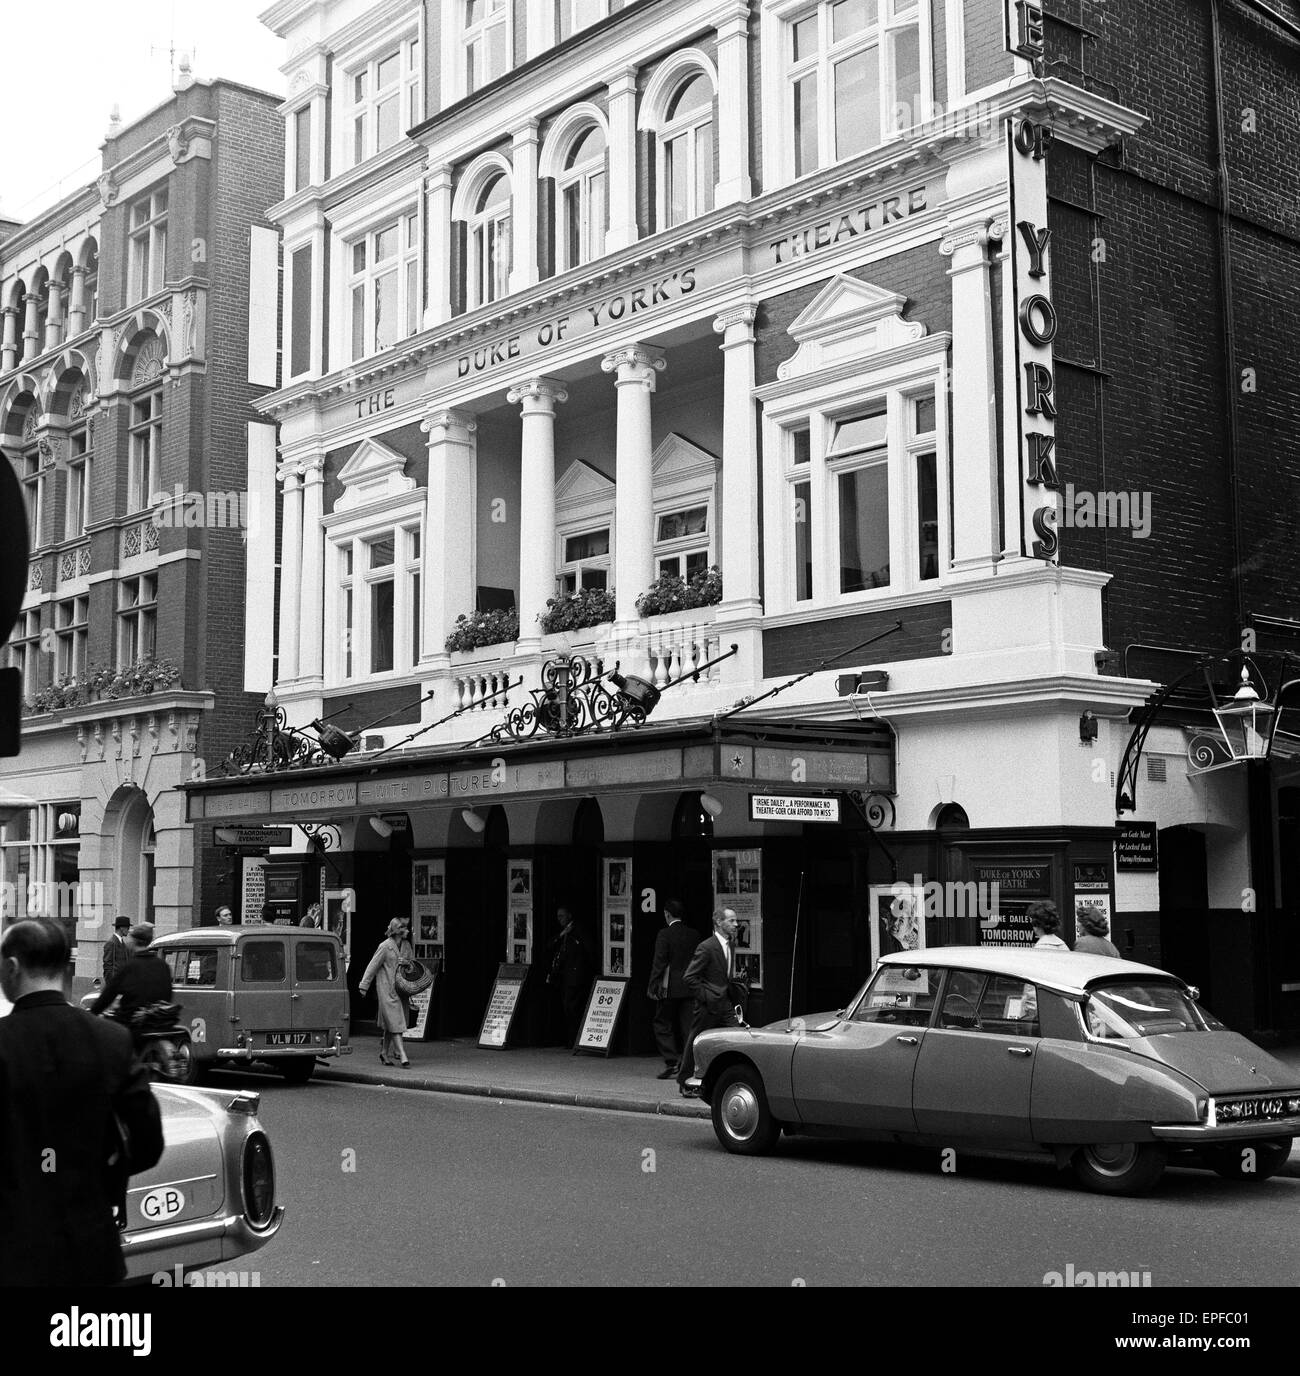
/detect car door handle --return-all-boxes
[895,1035,919,1046]
[1007,1046,1032,1057]
[290,993,300,1000]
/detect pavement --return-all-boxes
[317,1033,1300,1175]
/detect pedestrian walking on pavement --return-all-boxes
[647,899,696,1079]
[547,906,595,1049]
[677,907,743,1097]
[0,919,164,1287]
[102,914,133,985]
[359,918,411,1067]
[1072,908,1121,957]
[394,919,417,1028]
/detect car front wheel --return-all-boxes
[1206,1137,1292,1181]
[711,1065,779,1156]
[1072,1142,1168,1196]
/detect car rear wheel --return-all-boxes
[169,1039,201,1085]
[711,1065,779,1156]
[1072,1141,1168,1196]
[274,1056,316,1084]
[1206,1137,1292,1181]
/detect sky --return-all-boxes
[0,0,286,223]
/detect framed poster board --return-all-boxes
[602,856,632,976]
[412,858,446,968]
[408,958,441,1041]
[973,859,1053,947]
[868,883,927,992]
[713,848,763,988]
[507,860,534,965]
[240,857,265,926]
[478,963,530,1049]
[322,887,354,971]
[574,977,628,1056]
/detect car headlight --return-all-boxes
[241,1131,276,1229]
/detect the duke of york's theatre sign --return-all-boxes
[327,176,940,427]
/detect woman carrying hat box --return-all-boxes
[359,918,412,1066]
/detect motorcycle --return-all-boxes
[82,991,196,1083]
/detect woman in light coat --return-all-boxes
[359,918,410,1066]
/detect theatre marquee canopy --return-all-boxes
[181,719,894,824]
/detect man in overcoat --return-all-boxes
[0,919,163,1286]
[646,899,698,1078]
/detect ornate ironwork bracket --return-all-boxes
[488,654,646,743]
[846,790,896,830]
[220,700,351,775]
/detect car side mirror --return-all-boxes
[1186,985,1200,1002]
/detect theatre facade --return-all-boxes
[192,0,1169,1050]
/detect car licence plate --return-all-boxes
[265,1031,310,1046]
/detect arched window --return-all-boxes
[81,241,100,328]
[659,73,714,229]
[557,124,607,271]
[469,173,511,309]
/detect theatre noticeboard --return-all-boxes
[478,964,530,1049]
[575,978,628,1056]
[1115,823,1159,871]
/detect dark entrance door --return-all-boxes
[800,833,871,1015]
[1158,825,1210,1003]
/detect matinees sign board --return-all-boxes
[478,964,529,1049]
[575,978,628,1056]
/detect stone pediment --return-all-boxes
[778,274,927,381]
[556,459,615,519]
[335,437,415,513]
[651,433,718,486]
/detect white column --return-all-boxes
[22,294,40,361]
[715,3,753,206]
[606,69,639,253]
[714,305,759,611]
[507,379,567,651]
[297,456,325,684]
[67,267,88,336]
[277,462,303,684]
[1,308,17,372]
[939,219,1001,574]
[426,166,454,328]
[510,122,540,293]
[420,410,478,665]
[602,344,665,626]
[44,282,64,353]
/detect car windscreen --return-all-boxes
[1084,981,1209,1039]
[851,965,938,1027]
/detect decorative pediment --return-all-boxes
[651,433,718,488]
[335,438,415,512]
[777,275,927,381]
[555,460,615,521]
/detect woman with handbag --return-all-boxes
[359,918,411,1066]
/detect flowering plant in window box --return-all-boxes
[91,657,182,700]
[445,608,519,654]
[539,587,617,634]
[635,565,723,618]
[25,677,90,715]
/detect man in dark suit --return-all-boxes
[0,918,164,1286]
[546,906,595,1048]
[677,906,741,1097]
[90,923,173,1028]
[647,899,697,1079]
[102,915,133,985]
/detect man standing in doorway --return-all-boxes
[647,899,696,1080]
[214,904,235,926]
[677,907,741,1098]
[102,914,133,985]
[547,906,595,1049]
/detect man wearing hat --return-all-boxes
[102,915,133,984]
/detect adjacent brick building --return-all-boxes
[0,73,283,986]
